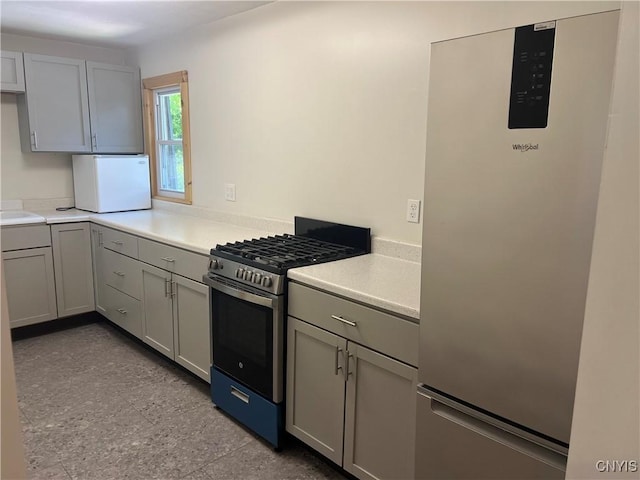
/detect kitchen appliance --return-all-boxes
[72,154,151,213]
[416,10,619,479]
[203,217,370,448]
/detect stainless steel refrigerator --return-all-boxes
[416,10,619,479]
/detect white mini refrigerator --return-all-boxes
[416,10,619,479]
[72,154,151,213]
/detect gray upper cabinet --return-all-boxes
[18,53,92,153]
[86,62,143,153]
[17,54,143,154]
[1,50,25,93]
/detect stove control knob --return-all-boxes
[243,270,252,281]
[262,276,272,288]
[253,273,262,284]
[210,259,220,270]
[236,268,244,279]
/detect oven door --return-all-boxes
[203,274,284,403]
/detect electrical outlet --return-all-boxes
[406,199,421,223]
[224,183,236,202]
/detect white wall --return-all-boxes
[130,1,618,244]
[566,1,639,477]
[0,34,127,206]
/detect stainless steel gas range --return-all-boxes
[202,217,371,448]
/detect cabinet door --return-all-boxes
[20,54,91,152]
[172,275,211,382]
[51,223,95,317]
[141,263,174,358]
[90,225,107,315]
[343,343,418,480]
[2,247,57,327]
[286,317,347,465]
[86,62,143,153]
[1,50,25,92]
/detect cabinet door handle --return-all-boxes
[161,257,176,263]
[331,314,356,327]
[31,131,38,149]
[111,240,124,246]
[117,308,127,315]
[230,386,250,404]
[98,231,104,247]
[92,133,97,149]
[345,352,354,381]
[113,271,125,277]
[170,281,176,297]
[164,278,171,297]
[334,347,344,376]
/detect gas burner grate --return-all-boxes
[215,234,360,271]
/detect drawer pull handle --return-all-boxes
[111,240,124,246]
[161,257,176,263]
[113,271,125,277]
[117,308,127,315]
[230,386,250,404]
[331,315,357,327]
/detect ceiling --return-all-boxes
[0,1,272,48]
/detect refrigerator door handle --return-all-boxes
[418,388,567,471]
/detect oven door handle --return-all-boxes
[203,275,275,308]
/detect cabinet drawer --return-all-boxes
[1,224,50,251]
[103,285,142,339]
[288,282,419,367]
[101,226,139,258]
[102,248,142,300]
[138,238,208,282]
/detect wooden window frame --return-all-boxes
[142,71,192,204]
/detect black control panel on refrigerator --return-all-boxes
[508,22,556,129]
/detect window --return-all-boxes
[142,71,192,203]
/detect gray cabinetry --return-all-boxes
[90,225,106,315]
[287,282,418,480]
[91,224,143,339]
[139,238,211,382]
[18,54,91,153]
[86,62,143,153]
[141,262,174,357]
[1,225,57,327]
[51,223,95,318]
[89,225,210,381]
[1,50,25,93]
[17,54,142,153]
[287,318,347,465]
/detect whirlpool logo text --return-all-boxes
[512,143,539,152]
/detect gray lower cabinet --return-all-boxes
[91,224,143,339]
[287,283,419,480]
[51,223,95,317]
[2,247,57,328]
[2,224,57,328]
[90,225,107,315]
[140,242,211,383]
[287,317,418,480]
[141,263,174,356]
[90,225,211,382]
[141,263,211,382]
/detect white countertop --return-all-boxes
[5,207,421,319]
[288,254,421,321]
[33,208,274,256]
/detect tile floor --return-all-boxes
[12,317,348,480]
